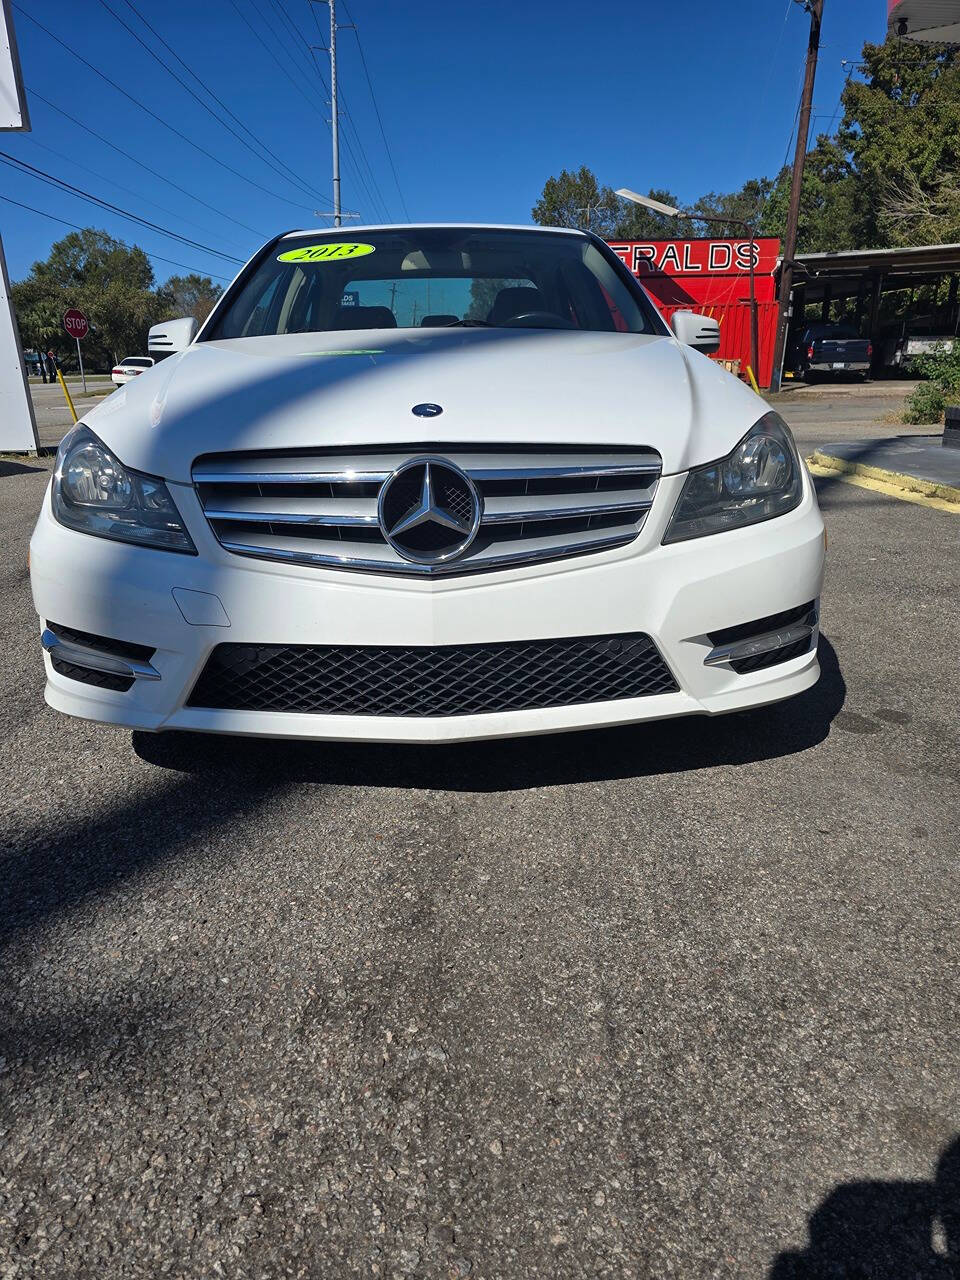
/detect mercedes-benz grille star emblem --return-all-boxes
[378,458,482,565]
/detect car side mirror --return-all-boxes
[671,310,721,354]
[148,316,198,358]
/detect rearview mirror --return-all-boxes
[148,316,198,358]
[671,311,721,354]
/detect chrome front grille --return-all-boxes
[192,445,661,576]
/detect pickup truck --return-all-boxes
[883,330,956,370]
[797,323,872,381]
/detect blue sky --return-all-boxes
[2,0,886,286]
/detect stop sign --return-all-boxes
[63,309,89,341]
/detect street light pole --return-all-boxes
[697,213,758,387]
[615,189,759,385]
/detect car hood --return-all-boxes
[82,328,768,483]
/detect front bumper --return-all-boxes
[30,470,826,742]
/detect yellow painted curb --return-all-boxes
[806,455,960,514]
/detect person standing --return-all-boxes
[45,349,58,384]
[37,350,48,383]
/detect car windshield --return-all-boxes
[123,357,152,367]
[205,228,662,338]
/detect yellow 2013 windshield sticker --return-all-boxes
[277,242,375,263]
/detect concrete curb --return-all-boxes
[807,451,960,512]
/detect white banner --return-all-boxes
[0,0,28,130]
[0,234,40,452]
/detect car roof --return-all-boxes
[276,223,589,241]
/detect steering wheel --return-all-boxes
[500,311,576,330]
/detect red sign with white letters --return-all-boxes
[606,237,782,387]
[63,309,89,340]
[607,238,781,306]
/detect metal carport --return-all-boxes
[785,242,960,372]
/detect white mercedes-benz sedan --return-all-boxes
[30,225,825,743]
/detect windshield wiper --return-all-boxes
[443,318,492,327]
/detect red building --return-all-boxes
[608,237,781,387]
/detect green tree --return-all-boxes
[11,229,157,369]
[689,178,772,232]
[531,166,623,235]
[156,273,223,327]
[758,134,859,251]
[609,189,696,240]
[466,277,529,321]
[758,39,960,251]
[8,275,65,358]
[532,168,701,240]
[531,37,960,262]
[841,39,960,246]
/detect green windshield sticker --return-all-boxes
[300,349,383,357]
[277,242,375,263]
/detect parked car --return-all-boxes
[796,323,872,381]
[111,355,155,385]
[30,224,825,743]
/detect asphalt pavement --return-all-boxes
[1,386,958,1278]
[26,378,113,448]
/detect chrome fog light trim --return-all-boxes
[703,611,817,668]
[41,628,161,682]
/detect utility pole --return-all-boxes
[329,0,341,227]
[310,1,360,226]
[770,0,824,392]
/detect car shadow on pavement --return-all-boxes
[0,458,46,477]
[0,773,278,954]
[133,636,845,792]
[769,1135,960,1278]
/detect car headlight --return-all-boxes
[51,425,196,553]
[662,412,804,544]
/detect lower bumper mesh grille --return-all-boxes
[729,637,812,674]
[188,634,678,717]
[49,655,133,692]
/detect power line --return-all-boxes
[254,0,378,219]
[100,0,334,209]
[823,60,857,135]
[303,0,391,221]
[340,0,410,219]
[21,135,252,255]
[238,0,392,223]
[14,5,320,214]
[226,0,368,221]
[0,151,245,263]
[750,0,796,155]
[0,193,234,280]
[338,94,392,221]
[228,0,330,124]
[307,38,388,223]
[30,90,266,240]
[239,0,387,222]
